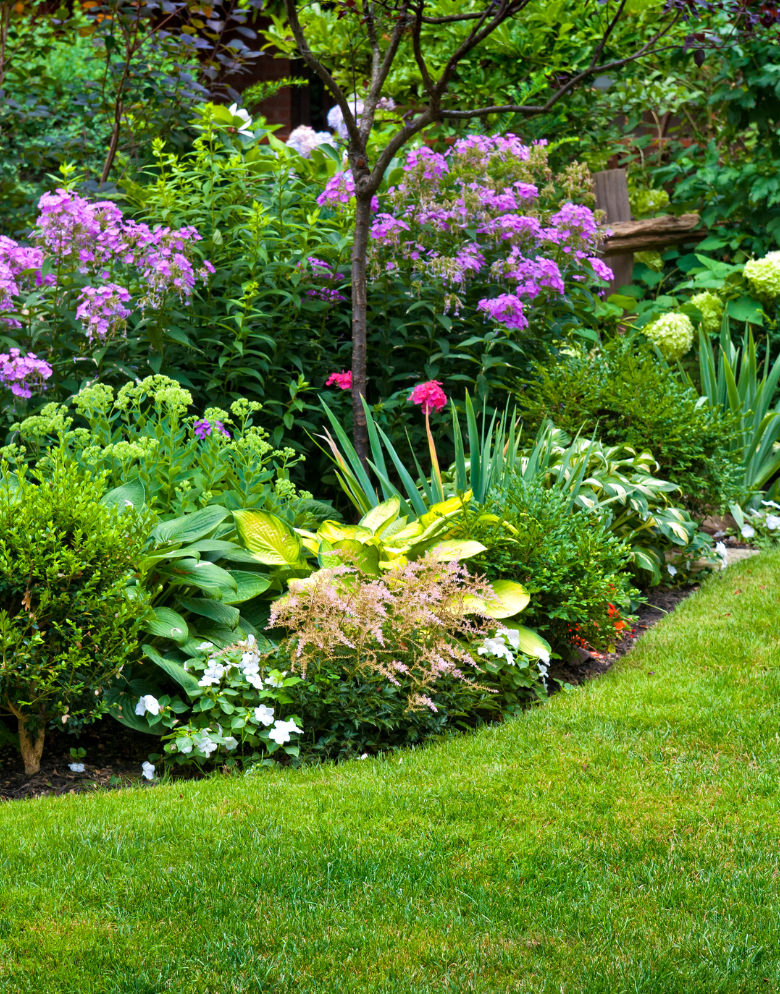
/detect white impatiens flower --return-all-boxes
[477,635,515,664]
[198,660,226,687]
[135,694,160,716]
[253,705,275,726]
[667,564,678,576]
[741,524,756,539]
[535,646,551,666]
[141,761,156,780]
[227,103,254,136]
[715,541,728,568]
[196,641,214,651]
[177,737,193,755]
[223,736,239,751]
[68,762,85,773]
[503,628,521,651]
[268,719,303,745]
[193,733,218,758]
[766,514,780,530]
[264,671,287,688]
[762,500,780,509]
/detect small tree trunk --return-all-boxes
[100,99,123,187]
[351,194,373,467]
[18,714,45,775]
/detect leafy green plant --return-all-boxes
[461,476,635,656]
[3,377,322,517]
[0,458,152,774]
[696,322,780,507]
[520,339,743,516]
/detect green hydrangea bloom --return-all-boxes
[629,187,670,218]
[635,250,664,272]
[690,291,724,335]
[642,313,694,361]
[744,251,780,301]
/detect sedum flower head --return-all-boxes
[690,291,724,335]
[642,312,694,361]
[744,251,780,301]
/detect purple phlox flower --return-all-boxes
[0,348,53,398]
[307,287,347,304]
[75,283,132,342]
[404,147,449,181]
[494,252,564,300]
[479,214,544,241]
[477,293,528,331]
[370,213,411,242]
[193,418,211,440]
[588,257,614,283]
[317,170,379,212]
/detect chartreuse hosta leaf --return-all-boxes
[460,579,531,619]
[359,495,401,535]
[425,540,488,562]
[233,509,303,566]
[502,622,552,661]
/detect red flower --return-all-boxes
[408,380,447,413]
[325,370,352,390]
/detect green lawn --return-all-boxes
[1,553,779,994]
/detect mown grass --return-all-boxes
[1,552,779,994]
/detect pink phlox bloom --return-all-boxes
[587,257,614,283]
[0,347,53,398]
[408,380,447,413]
[325,370,353,390]
[404,147,449,181]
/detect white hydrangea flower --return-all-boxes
[744,251,780,301]
[135,694,160,716]
[690,291,724,335]
[642,312,694,361]
[286,125,335,158]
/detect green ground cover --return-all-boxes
[0,552,778,994]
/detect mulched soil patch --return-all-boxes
[1,583,700,803]
[0,719,206,803]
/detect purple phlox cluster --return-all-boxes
[477,294,528,331]
[404,147,449,181]
[317,171,379,212]
[452,133,531,160]
[370,213,411,242]
[588,257,615,283]
[544,203,600,258]
[492,251,564,300]
[308,287,348,304]
[479,213,544,242]
[193,418,231,440]
[36,189,125,269]
[0,348,53,398]
[0,236,49,327]
[76,284,132,342]
[307,257,333,275]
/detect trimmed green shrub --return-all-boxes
[464,477,635,655]
[520,341,742,515]
[0,459,152,773]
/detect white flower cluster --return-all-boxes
[744,251,780,301]
[286,125,335,159]
[642,312,694,361]
[478,628,551,686]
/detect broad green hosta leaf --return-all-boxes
[145,607,189,646]
[175,595,241,629]
[426,540,487,562]
[151,505,231,545]
[142,644,201,698]
[502,622,552,660]
[221,571,271,604]
[359,496,400,534]
[158,558,237,596]
[101,478,146,510]
[233,509,302,565]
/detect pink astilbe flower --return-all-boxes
[408,380,447,413]
[326,370,352,390]
[267,557,498,709]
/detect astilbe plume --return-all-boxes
[267,557,496,711]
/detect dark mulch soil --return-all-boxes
[0,719,203,803]
[2,585,696,803]
[550,585,695,687]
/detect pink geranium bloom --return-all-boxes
[408,380,447,414]
[326,370,352,390]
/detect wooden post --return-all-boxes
[594,169,633,295]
